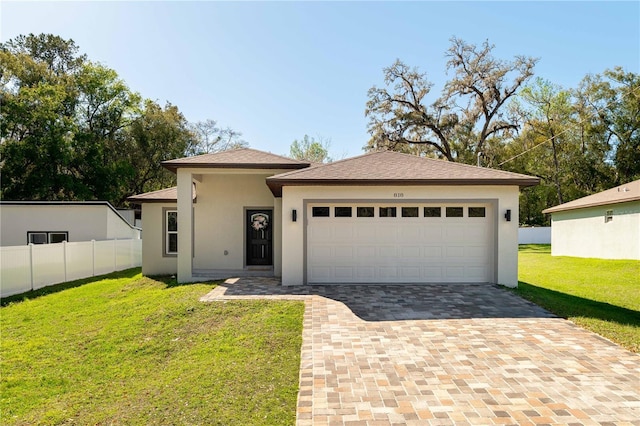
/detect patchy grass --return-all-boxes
[517,244,640,353]
[1,269,304,425]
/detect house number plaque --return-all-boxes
[393,193,404,198]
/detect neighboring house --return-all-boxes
[128,148,538,287]
[0,201,141,246]
[543,179,640,260]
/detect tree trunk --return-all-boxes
[550,127,563,204]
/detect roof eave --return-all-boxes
[267,177,540,197]
[543,196,640,214]
[161,162,310,173]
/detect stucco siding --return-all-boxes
[141,203,178,275]
[551,201,640,260]
[0,204,110,246]
[281,185,520,287]
[107,208,141,240]
[191,173,277,270]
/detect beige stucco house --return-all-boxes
[0,201,141,246]
[128,148,539,287]
[543,179,640,260]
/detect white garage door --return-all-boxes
[307,203,494,284]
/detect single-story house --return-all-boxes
[128,148,538,287]
[543,179,640,260]
[0,201,141,246]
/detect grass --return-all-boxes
[1,268,304,425]
[517,244,640,353]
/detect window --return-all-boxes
[468,207,486,218]
[379,207,397,217]
[402,207,419,217]
[27,231,68,244]
[166,210,178,255]
[334,207,352,217]
[446,207,464,217]
[605,209,613,223]
[424,207,441,217]
[357,207,375,217]
[312,207,330,217]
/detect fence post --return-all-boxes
[113,238,117,272]
[130,238,134,268]
[29,243,34,292]
[92,240,96,276]
[63,241,67,283]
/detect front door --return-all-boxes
[246,209,273,266]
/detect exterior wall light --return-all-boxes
[292,209,297,222]
[504,209,511,222]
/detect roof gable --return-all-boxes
[266,151,539,196]
[543,179,640,214]
[162,148,310,172]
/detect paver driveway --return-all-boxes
[201,280,640,426]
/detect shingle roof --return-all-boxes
[266,151,539,196]
[162,148,310,172]
[543,179,640,214]
[127,186,196,203]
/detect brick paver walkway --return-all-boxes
[201,279,640,426]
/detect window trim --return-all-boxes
[27,231,68,244]
[163,208,178,257]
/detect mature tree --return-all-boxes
[289,135,332,163]
[576,68,640,183]
[365,38,537,162]
[1,33,247,207]
[124,100,194,201]
[185,119,247,156]
[0,34,82,200]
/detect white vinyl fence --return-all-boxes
[1,239,142,298]
[518,227,551,244]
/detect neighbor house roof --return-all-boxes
[543,179,640,214]
[127,185,196,204]
[162,148,310,173]
[266,151,540,196]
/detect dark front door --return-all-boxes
[246,209,273,266]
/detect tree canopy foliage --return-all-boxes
[1,33,245,207]
[289,135,332,163]
[366,38,639,225]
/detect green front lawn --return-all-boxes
[517,244,640,353]
[1,269,304,425]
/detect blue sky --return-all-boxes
[2,1,639,158]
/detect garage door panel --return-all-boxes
[334,266,354,280]
[423,228,443,241]
[355,227,377,242]
[307,203,493,284]
[356,246,375,258]
[308,226,333,242]
[378,266,398,279]
[309,266,331,280]
[399,226,422,242]
[377,226,399,241]
[356,266,375,280]
[377,246,398,258]
[334,246,354,258]
[424,246,443,259]
[465,246,486,258]
[424,266,443,280]
[466,266,488,281]
[444,227,465,242]
[445,266,465,279]
[400,266,421,278]
[446,246,465,258]
[400,246,421,258]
